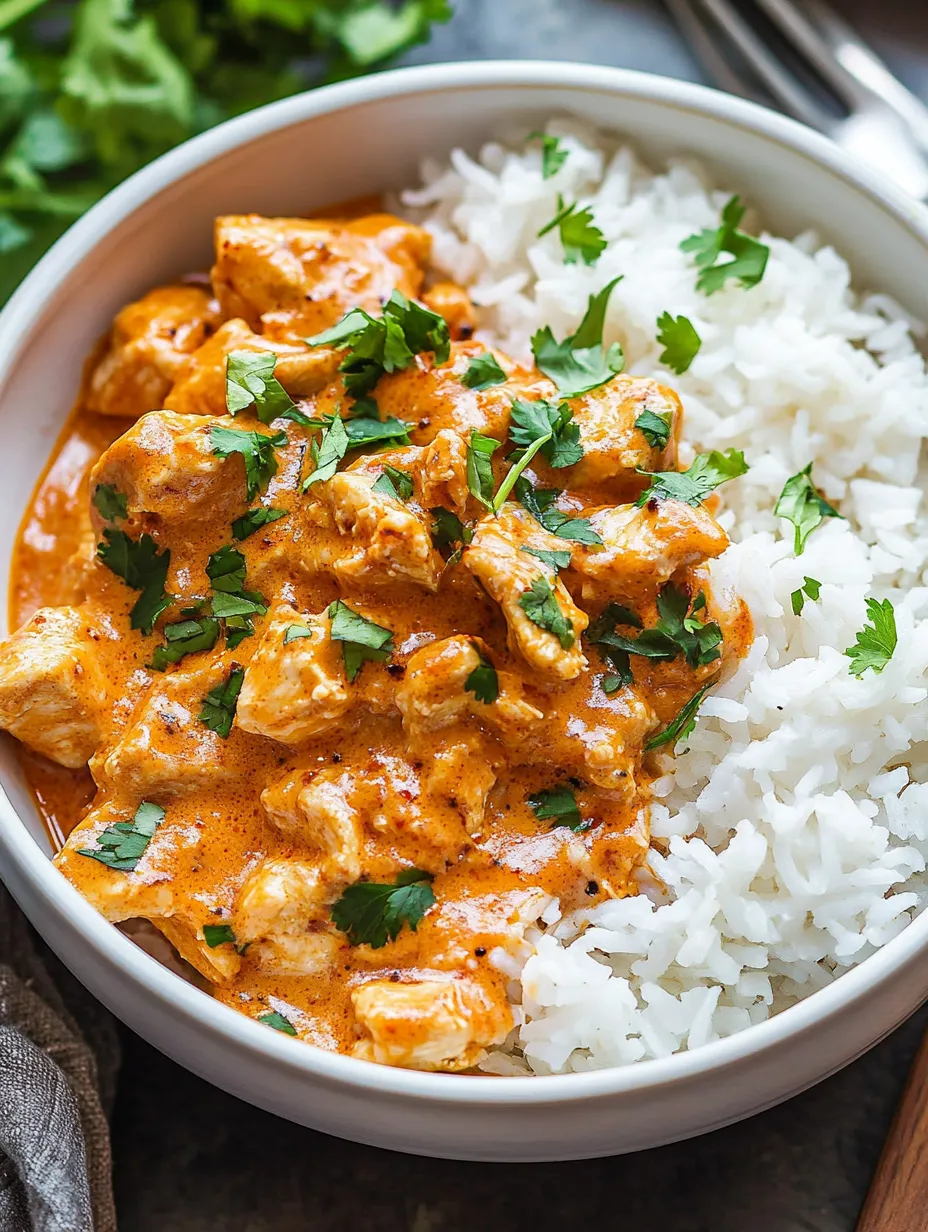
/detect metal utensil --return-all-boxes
[667,0,928,200]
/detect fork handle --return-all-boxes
[856,1026,928,1231]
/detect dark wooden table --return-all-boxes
[113,4,928,1228]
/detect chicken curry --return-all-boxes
[1,209,751,1071]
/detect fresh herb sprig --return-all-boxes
[845,598,897,677]
[328,600,393,682]
[97,528,171,634]
[680,196,770,295]
[78,801,165,872]
[775,464,842,555]
[331,869,436,948]
[531,279,625,398]
[537,195,605,266]
[636,449,748,508]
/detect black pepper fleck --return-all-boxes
[475,946,486,957]
[586,881,599,896]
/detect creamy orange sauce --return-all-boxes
[5,208,751,1071]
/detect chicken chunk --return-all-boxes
[84,286,220,418]
[89,409,249,526]
[351,977,512,1071]
[92,663,250,798]
[303,471,443,591]
[567,376,681,491]
[165,318,337,418]
[345,428,470,516]
[236,604,349,744]
[465,506,589,681]
[557,689,657,797]
[572,500,730,603]
[261,768,362,880]
[424,736,498,837]
[396,636,542,744]
[0,607,109,768]
[233,857,343,974]
[211,213,430,342]
[421,281,479,340]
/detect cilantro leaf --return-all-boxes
[343,415,412,449]
[680,196,770,295]
[636,449,748,507]
[586,602,643,690]
[283,624,313,644]
[302,414,348,490]
[210,591,267,620]
[635,409,672,450]
[656,312,701,374]
[531,278,624,397]
[78,801,164,872]
[331,868,436,948]
[203,923,236,948]
[258,1010,297,1036]
[211,426,288,500]
[520,546,572,571]
[372,465,414,501]
[206,545,246,594]
[510,397,583,470]
[513,477,602,545]
[537,195,605,265]
[774,463,842,555]
[149,616,220,671]
[225,351,302,424]
[464,648,498,704]
[845,597,897,677]
[431,508,473,551]
[92,483,127,521]
[97,528,171,634]
[466,430,500,508]
[529,131,568,179]
[198,666,244,739]
[518,576,575,649]
[232,507,287,541]
[328,600,393,682]
[612,583,722,669]
[791,576,822,616]
[645,680,718,752]
[462,352,507,390]
[307,291,450,396]
[527,783,585,830]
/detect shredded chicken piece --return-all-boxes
[233,857,343,974]
[261,768,362,880]
[568,376,681,490]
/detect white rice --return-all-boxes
[397,120,928,1076]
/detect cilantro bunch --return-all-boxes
[0,0,452,300]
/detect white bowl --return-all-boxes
[1,61,928,1163]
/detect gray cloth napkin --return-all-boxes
[0,884,118,1232]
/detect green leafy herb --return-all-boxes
[206,545,246,594]
[527,784,586,830]
[537,194,605,265]
[462,352,507,391]
[307,291,450,396]
[97,528,171,634]
[531,278,625,398]
[513,478,602,545]
[465,430,500,509]
[372,464,414,502]
[520,546,572,571]
[78,801,164,872]
[606,584,722,669]
[634,409,672,450]
[636,449,749,508]
[211,426,288,501]
[258,1010,297,1037]
[198,666,244,738]
[774,464,842,555]
[149,616,220,671]
[518,576,575,649]
[791,576,822,616]
[328,600,393,682]
[431,508,473,551]
[845,597,897,677]
[680,196,770,295]
[225,351,306,424]
[510,397,583,470]
[331,868,436,948]
[203,923,236,948]
[210,591,267,620]
[645,680,718,752]
[586,602,643,691]
[283,623,313,644]
[92,483,127,522]
[655,312,701,374]
[232,507,287,541]
[530,131,568,179]
[464,648,498,704]
[302,414,348,490]
[343,415,412,449]
[204,545,266,638]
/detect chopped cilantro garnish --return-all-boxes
[537,194,605,266]
[328,600,393,682]
[531,278,624,398]
[529,131,568,179]
[655,312,701,374]
[206,545,246,594]
[331,869,436,948]
[78,801,164,872]
[431,508,473,552]
[462,352,507,390]
[302,414,348,490]
[520,546,572,572]
[198,666,244,738]
[92,484,127,522]
[210,591,267,620]
[203,923,236,948]
[149,616,220,671]
[225,351,306,424]
[465,430,500,509]
[283,624,313,644]
[791,576,822,616]
[97,528,171,635]
[645,680,717,752]
[635,409,672,450]
[518,576,575,649]
[607,584,722,669]
[372,464,414,502]
[258,1010,297,1036]
[510,397,583,470]
[845,598,897,677]
[211,425,288,501]
[680,196,769,295]
[306,291,450,396]
[464,648,498,704]
[343,415,412,449]
[585,602,643,691]
[636,449,748,507]
[527,784,586,830]
[513,477,602,545]
[774,464,842,555]
[232,507,287,541]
